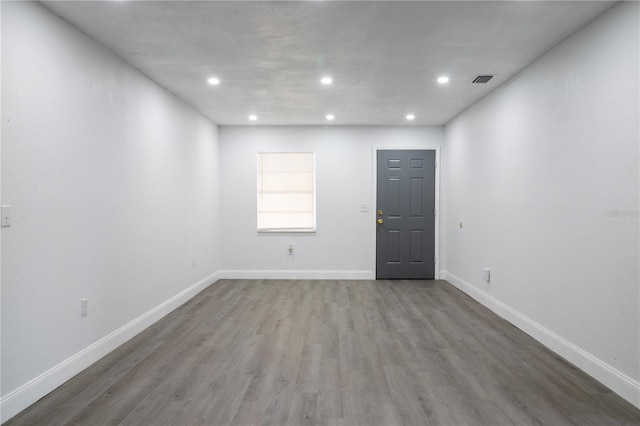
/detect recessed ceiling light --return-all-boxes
[437,76,450,84]
[208,77,220,85]
[249,114,257,121]
[321,76,333,85]
[406,114,415,121]
[326,114,335,121]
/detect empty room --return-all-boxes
[1,1,639,425]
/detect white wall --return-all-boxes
[2,0,637,421]
[219,126,444,279]
[1,2,221,421]
[443,2,639,406]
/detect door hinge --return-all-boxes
[434,208,437,216]
[434,160,438,169]
[434,256,437,264]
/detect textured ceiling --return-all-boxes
[43,1,613,126]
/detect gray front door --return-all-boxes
[376,150,435,279]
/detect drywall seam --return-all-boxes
[219,269,373,280]
[442,271,640,409]
[0,271,221,423]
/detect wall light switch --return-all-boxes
[360,203,369,212]
[1,205,11,227]
[483,268,491,282]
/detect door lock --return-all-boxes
[377,218,384,224]
[377,210,383,216]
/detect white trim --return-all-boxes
[257,228,316,234]
[434,148,441,279]
[371,146,441,280]
[443,271,640,409]
[0,271,221,423]
[219,269,373,280]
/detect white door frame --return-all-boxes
[371,146,441,280]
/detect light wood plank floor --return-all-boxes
[7,279,640,425]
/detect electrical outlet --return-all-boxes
[288,245,294,255]
[483,268,491,282]
[81,298,88,317]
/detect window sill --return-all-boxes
[257,228,316,234]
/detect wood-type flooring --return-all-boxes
[6,279,640,425]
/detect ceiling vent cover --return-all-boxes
[471,75,494,84]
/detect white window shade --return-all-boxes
[257,152,316,232]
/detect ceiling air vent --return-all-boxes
[471,75,494,84]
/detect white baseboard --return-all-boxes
[443,270,640,409]
[0,271,221,424]
[5,270,636,422]
[218,269,374,280]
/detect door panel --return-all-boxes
[388,178,401,217]
[410,178,424,217]
[410,230,423,263]
[388,230,401,263]
[376,150,435,279]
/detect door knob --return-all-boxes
[377,218,384,224]
[377,210,383,216]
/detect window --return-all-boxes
[257,152,316,232]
